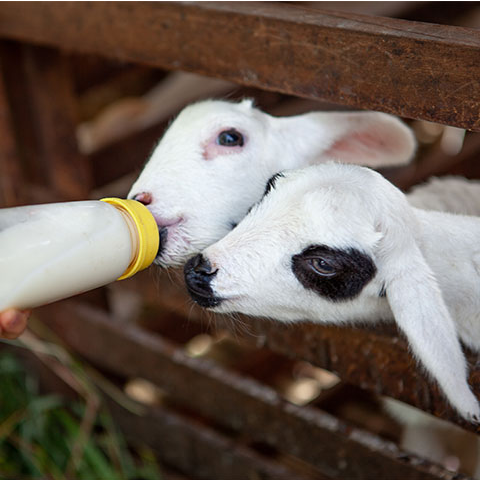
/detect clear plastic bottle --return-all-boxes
[0,198,159,310]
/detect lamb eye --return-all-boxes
[308,258,336,277]
[217,129,244,147]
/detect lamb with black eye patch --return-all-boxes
[184,162,480,423]
[292,245,377,301]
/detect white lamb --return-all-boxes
[128,99,480,268]
[183,162,480,422]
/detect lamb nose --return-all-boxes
[132,192,152,206]
[191,254,216,277]
[184,254,222,308]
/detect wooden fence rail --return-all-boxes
[37,301,467,480]
[0,2,479,129]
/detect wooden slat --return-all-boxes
[0,42,91,200]
[0,61,23,206]
[106,400,321,480]
[35,301,471,480]
[21,45,92,199]
[108,268,480,432]
[214,314,480,434]
[238,318,480,428]
[0,41,45,190]
[0,3,479,129]
[2,342,321,480]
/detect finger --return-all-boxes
[3,329,24,340]
[1,309,29,337]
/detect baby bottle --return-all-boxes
[0,198,159,310]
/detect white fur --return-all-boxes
[128,99,416,266]
[408,176,480,215]
[199,163,480,421]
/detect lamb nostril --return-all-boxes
[133,192,152,206]
[191,254,216,277]
[184,254,221,307]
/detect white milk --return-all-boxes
[0,199,158,310]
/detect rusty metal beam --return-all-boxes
[36,301,470,480]
[0,3,479,130]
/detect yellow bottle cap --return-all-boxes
[100,198,159,280]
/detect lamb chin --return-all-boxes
[187,288,224,309]
[153,237,194,268]
[154,253,184,269]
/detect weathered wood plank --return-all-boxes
[0,42,91,200]
[107,400,322,480]
[1,342,320,480]
[21,45,92,199]
[0,3,479,129]
[0,41,46,191]
[105,268,480,431]
[36,301,471,480]
[0,59,23,206]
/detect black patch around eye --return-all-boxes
[291,245,377,302]
[217,129,244,147]
[263,172,285,197]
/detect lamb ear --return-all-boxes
[275,111,416,169]
[378,215,479,421]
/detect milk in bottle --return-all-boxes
[0,198,159,310]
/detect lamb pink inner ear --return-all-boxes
[324,128,407,166]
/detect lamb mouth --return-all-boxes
[157,226,168,257]
[154,217,187,261]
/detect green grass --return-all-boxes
[0,351,163,480]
